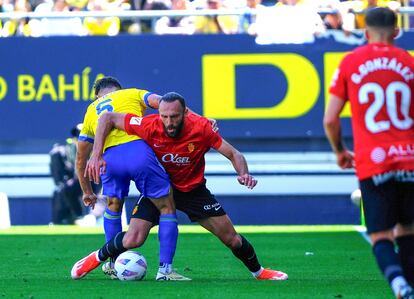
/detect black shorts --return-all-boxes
[130,184,226,223]
[360,177,414,234]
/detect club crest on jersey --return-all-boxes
[130,117,143,126]
[187,143,195,153]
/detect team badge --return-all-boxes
[132,206,139,215]
[187,143,195,153]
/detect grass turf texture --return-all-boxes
[0,226,393,299]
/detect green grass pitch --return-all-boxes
[0,225,393,299]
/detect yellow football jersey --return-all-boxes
[79,88,152,151]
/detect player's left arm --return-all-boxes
[146,93,162,109]
[216,139,257,189]
[323,94,354,169]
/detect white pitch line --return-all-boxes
[354,225,371,244]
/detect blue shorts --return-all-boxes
[101,140,170,200]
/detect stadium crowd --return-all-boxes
[0,0,413,37]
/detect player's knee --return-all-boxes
[107,197,123,213]
[151,195,175,215]
[122,233,146,249]
[395,223,414,238]
[370,230,394,245]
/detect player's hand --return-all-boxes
[85,154,106,184]
[336,150,354,169]
[237,174,258,189]
[208,118,219,132]
[82,193,98,209]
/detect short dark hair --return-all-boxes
[160,92,186,110]
[365,7,397,28]
[70,123,82,138]
[94,76,122,96]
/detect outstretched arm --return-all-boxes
[85,112,127,184]
[324,94,354,169]
[216,139,257,189]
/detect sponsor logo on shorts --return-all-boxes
[161,153,191,165]
[372,170,414,185]
[130,117,143,126]
[203,203,221,211]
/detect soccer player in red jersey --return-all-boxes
[72,92,288,281]
[324,7,414,299]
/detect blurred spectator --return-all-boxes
[0,0,14,12]
[239,0,263,34]
[154,0,195,34]
[84,0,121,35]
[193,0,239,34]
[351,0,401,29]
[49,124,83,224]
[316,0,365,45]
[140,0,169,32]
[65,0,88,9]
[1,0,32,37]
[29,0,85,36]
[50,124,102,225]
[255,0,325,44]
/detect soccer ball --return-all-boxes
[350,189,362,207]
[114,251,147,281]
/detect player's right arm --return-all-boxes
[85,112,127,184]
[324,57,354,169]
[76,140,98,208]
[324,94,354,169]
[77,108,99,208]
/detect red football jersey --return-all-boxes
[330,43,414,179]
[124,112,223,192]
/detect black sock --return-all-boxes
[396,235,414,287]
[373,239,404,286]
[231,235,261,273]
[98,231,126,261]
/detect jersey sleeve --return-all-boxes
[329,54,351,101]
[78,108,94,143]
[203,119,223,150]
[135,88,156,109]
[124,113,150,140]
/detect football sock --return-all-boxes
[252,267,264,277]
[373,239,408,296]
[396,235,414,286]
[158,263,173,275]
[231,235,261,273]
[158,214,178,269]
[98,231,126,261]
[103,208,122,242]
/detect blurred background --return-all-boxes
[0,0,412,227]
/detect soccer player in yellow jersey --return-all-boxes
[74,77,189,280]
